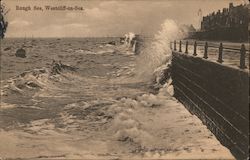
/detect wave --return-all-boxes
[135,19,185,80]
[1,61,78,97]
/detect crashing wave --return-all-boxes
[1,60,78,96]
[133,19,186,96]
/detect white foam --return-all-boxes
[0,102,16,109]
[135,19,186,80]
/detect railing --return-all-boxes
[170,40,249,69]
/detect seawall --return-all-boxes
[171,51,249,159]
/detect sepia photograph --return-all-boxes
[0,0,249,159]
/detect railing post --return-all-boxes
[170,42,172,50]
[179,40,182,52]
[193,41,197,56]
[217,42,223,63]
[174,40,176,51]
[203,42,208,59]
[240,44,246,69]
[185,41,188,54]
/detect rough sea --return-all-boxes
[0,20,234,159]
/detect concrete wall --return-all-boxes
[171,51,249,159]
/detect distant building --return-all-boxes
[180,24,196,32]
[191,3,249,41]
[180,24,196,38]
[201,3,249,31]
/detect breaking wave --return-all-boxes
[0,61,78,98]
[135,19,185,81]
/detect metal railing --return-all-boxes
[170,40,249,69]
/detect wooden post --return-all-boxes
[179,40,182,52]
[217,43,223,63]
[185,41,188,54]
[203,42,208,59]
[240,44,246,69]
[174,40,176,51]
[193,41,197,56]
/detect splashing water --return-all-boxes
[135,19,186,80]
[124,32,136,46]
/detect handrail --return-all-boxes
[170,40,249,69]
[173,41,250,52]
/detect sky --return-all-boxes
[3,0,248,37]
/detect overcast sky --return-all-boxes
[3,0,248,37]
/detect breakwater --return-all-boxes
[171,40,249,160]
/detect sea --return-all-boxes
[0,20,234,159]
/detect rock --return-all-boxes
[50,60,77,75]
[25,81,41,89]
[15,48,26,58]
[108,41,116,45]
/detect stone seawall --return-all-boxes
[171,51,249,159]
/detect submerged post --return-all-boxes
[240,44,246,69]
[193,41,197,56]
[203,42,208,59]
[185,41,188,54]
[217,43,223,63]
[179,40,182,52]
[174,40,176,51]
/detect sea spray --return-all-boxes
[122,32,137,54]
[135,19,186,81]
[124,32,136,46]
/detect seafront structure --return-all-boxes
[191,3,249,41]
[201,3,249,31]
[170,40,249,160]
